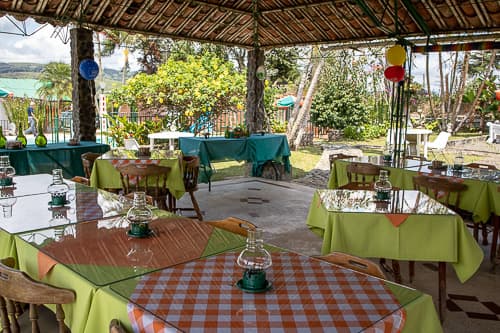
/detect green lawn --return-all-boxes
[208,132,490,181]
[209,145,322,181]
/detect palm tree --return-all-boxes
[37,62,72,107]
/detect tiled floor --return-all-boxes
[174,177,500,333]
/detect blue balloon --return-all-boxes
[79,59,99,80]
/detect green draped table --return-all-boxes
[306,189,484,321]
[328,157,499,223]
[89,149,186,199]
[0,141,110,178]
[14,216,246,333]
[179,134,291,188]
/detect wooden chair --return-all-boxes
[171,156,203,220]
[70,152,102,186]
[0,258,75,333]
[109,319,127,333]
[465,162,498,170]
[206,217,257,237]
[341,162,386,190]
[465,163,498,246]
[316,252,386,280]
[328,153,354,171]
[117,164,171,210]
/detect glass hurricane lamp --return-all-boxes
[237,229,272,291]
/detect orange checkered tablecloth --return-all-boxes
[126,252,406,333]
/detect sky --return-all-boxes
[0,17,140,72]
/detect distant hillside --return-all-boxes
[0,62,124,81]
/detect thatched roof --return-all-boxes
[0,1,499,48]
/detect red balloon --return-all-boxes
[384,66,405,82]
[495,89,500,101]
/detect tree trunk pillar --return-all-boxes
[245,48,265,134]
[70,27,96,141]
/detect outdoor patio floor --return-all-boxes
[174,177,500,333]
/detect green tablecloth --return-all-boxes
[179,134,291,183]
[307,190,483,283]
[329,159,495,223]
[0,142,110,179]
[89,156,186,199]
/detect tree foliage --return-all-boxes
[310,50,369,131]
[36,62,72,103]
[108,53,246,134]
[265,47,301,85]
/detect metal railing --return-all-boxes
[1,110,327,146]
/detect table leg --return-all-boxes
[416,135,422,156]
[149,138,155,151]
[169,139,174,151]
[423,135,429,159]
[491,214,499,262]
[438,262,446,323]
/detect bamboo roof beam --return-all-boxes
[195,9,234,39]
[292,8,334,41]
[310,6,343,40]
[421,0,447,29]
[90,0,111,22]
[401,0,431,36]
[35,0,49,13]
[353,0,393,35]
[190,0,252,16]
[160,2,191,34]
[144,1,177,31]
[110,0,134,25]
[129,0,157,29]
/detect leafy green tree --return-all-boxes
[265,47,301,85]
[36,62,72,116]
[109,53,246,135]
[310,50,369,135]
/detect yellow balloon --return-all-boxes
[386,45,406,66]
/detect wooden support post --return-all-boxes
[245,48,265,134]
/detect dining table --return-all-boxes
[329,156,499,224]
[13,214,246,333]
[306,188,484,321]
[83,248,443,333]
[89,148,186,199]
[0,141,110,178]
[147,130,194,151]
[179,134,291,190]
[406,128,432,158]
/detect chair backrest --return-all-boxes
[329,153,354,171]
[109,319,127,333]
[428,132,450,150]
[343,162,385,189]
[117,164,171,210]
[0,257,75,333]
[206,217,257,237]
[81,152,102,179]
[316,252,386,280]
[182,156,200,192]
[412,174,467,210]
[124,138,140,150]
[465,162,498,170]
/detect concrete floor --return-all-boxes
[175,177,500,333]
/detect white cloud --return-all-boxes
[0,17,140,72]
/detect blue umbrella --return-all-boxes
[276,95,296,108]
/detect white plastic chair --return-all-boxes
[124,138,140,150]
[427,131,451,159]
